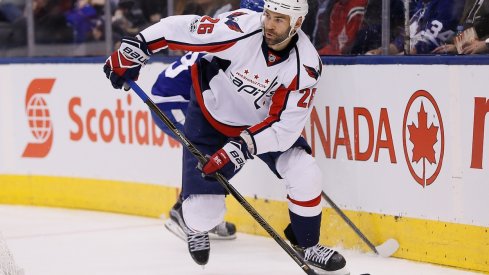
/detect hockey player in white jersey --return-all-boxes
[104,0,348,273]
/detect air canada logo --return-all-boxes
[22,79,55,158]
[402,90,444,188]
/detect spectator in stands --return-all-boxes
[0,0,26,48]
[350,0,405,54]
[65,0,100,43]
[311,0,334,51]
[433,0,489,54]
[112,0,147,41]
[140,0,168,24]
[0,0,23,23]
[367,0,464,55]
[300,0,318,39]
[314,0,368,55]
[34,0,73,43]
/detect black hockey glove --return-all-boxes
[103,36,151,89]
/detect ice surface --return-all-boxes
[0,205,481,275]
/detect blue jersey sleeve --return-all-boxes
[151,52,205,100]
[150,52,204,140]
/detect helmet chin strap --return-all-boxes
[287,27,298,38]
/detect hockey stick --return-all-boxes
[126,80,317,275]
[321,191,399,257]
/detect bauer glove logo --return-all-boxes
[122,47,149,65]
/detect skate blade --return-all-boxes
[164,219,187,241]
[165,219,237,241]
[376,238,399,257]
[311,266,350,275]
[208,232,237,240]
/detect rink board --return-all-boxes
[0,57,488,273]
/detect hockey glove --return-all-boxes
[202,137,254,176]
[103,36,151,89]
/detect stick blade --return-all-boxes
[376,238,399,257]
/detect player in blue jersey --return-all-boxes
[368,0,464,54]
[405,0,464,54]
[104,0,348,273]
[432,0,489,54]
[153,0,266,242]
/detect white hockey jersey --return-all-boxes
[140,9,322,155]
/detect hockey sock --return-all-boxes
[287,210,321,248]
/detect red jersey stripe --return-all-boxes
[168,41,236,53]
[147,39,168,52]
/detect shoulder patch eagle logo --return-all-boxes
[225,12,247,33]
[303,64,320,80]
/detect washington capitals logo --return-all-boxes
[304,64,320,80]
[225,12,246,33]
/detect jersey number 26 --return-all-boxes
[197,16,220,34]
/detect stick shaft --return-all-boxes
[321,191,379,254]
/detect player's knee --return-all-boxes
[292,158,322,199]
[277,148,322,217]
[182,194,226,232]
[277,148,322,196]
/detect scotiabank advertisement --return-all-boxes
[0,63,182,186]
[0,62,488,228]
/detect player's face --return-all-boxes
[262,9,292,47]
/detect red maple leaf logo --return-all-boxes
[407,102,439,186]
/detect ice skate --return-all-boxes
[164,200,188,241]
[208,220,237,240]
[162,199,210,265]
[297,244,349,275]
[187,229,210,265]
[164,199,237,241]
[284,224,349,275]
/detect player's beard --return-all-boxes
[264,26,292,47]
